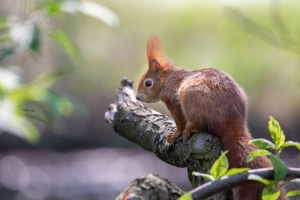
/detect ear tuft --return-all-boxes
[147,36,167,70]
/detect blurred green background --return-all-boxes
[0,0,299,199]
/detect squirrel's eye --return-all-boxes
[145,80,152,87]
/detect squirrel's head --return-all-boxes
[136,36,169,103]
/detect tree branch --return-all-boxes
[116,174,185,200]
[189,167,300,200]
[105,78,229,200]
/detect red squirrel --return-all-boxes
[136,36,286,200]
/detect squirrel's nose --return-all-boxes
[136,95,140,100]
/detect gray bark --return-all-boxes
[105,78,228,200]
[115,174,185,200]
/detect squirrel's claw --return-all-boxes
[166,128,182,145]
[166,132,176,145]
[164,141,172,150]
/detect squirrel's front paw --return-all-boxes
[166,132,176,145]
[166,129,182,145]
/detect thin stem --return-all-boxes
[190,167,300,200]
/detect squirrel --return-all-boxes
[136,36,286,200]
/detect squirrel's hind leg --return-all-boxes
[183,122,198,142]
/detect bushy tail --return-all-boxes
[222,129,286,200]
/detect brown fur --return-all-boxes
[136,36,286,200]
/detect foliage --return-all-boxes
[49,30,81,64]
[180,117,300,200]
[192,151,249,182]
[0,0,118,142]
[179,193,193,200]
[247,116,300,199]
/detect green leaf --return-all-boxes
[281,141,300,151]
[248,174,272,185]
[0,34,11,44]
[192,172,215,181]
[223,168,249,176]
[41,90,86,128]
[46,3,62,15]
[225,7,282,49]
[23,120,40,144]
[270,154,287,182]
[50,30,80,64]
[55,96,73,116]
[178,192,192,200]
[32,67,72,87]
[247,149,271,163]
[29,24,41,54]
[210,151,229,179]
[0,113,39,144]
[29,100,64,131]
[19,67,72,102]
[268,116,285,149]
[0,17,7,31]
[249,139,275,150]
[64,1,119,27]
[34,0,64,16]
[25,113,52,127]
[286,190,300,197]
[262,188,280,200]
[36,0,120,27]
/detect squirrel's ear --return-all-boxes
[149,59,161,72]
